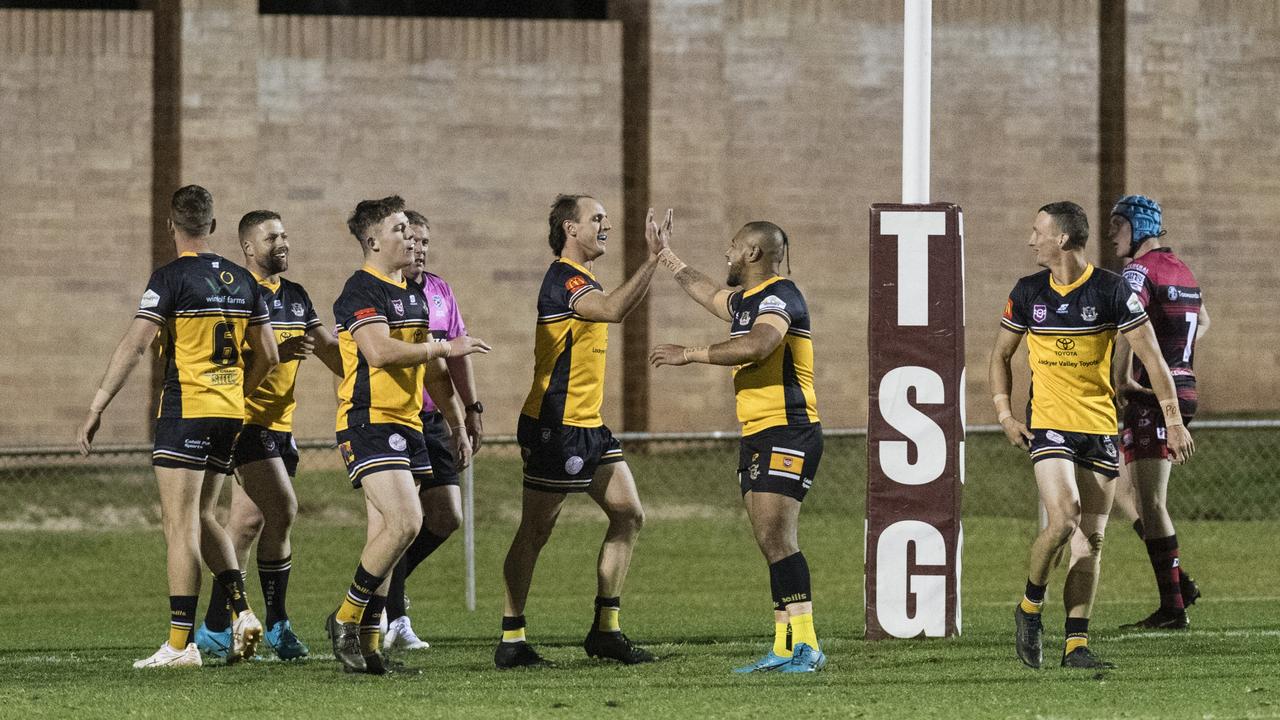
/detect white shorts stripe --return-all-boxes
[771,446,805,457]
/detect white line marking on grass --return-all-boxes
[973,596,1280,608]
[1110,629,1280,643]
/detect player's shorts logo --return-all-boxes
[291,302,305,317]
[1033,304,1047,323]
[339,441,355,465]
[1103,436,1117,457]
[1081,306,1097,321]
[540,428,552,442]
[564,456,584,475]
[1046,430,1065,444]
[749,463,760,480]
[388,433,407,452]
[260,430,276,452]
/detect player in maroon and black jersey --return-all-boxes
[1108,195,1211,629]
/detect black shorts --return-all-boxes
[232,425,300,477]
[335,423,433,489]
[517,414,624,493]
[152,417,242,473]
[738,423,823,501]
[1028,428,1120,479]
[1121,395,1197,464]
[420,411,459,488]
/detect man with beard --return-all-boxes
[194,210,343,661]
[649,215,827,674]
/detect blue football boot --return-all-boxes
[779,642,826,673]
[194,622,232,659]
[733,649,792,673]
[265,619,310,660]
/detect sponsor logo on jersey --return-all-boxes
[391,299,404,316]
[273,298,284,309]
[219,270,236,285]
[565,275,588,292]
[1126,293,1145,314]
[1056,303,1070,314]
[1123,268,1146,292]
[760,295,787,312]
[408,293,417,305]
[1033,304,1047,323]
[1081,306,1097,321]
[354,307,378,320]
[1003,298,1014,320]
[1055,337,1076,351]
[1168,286,1179,301]
[140,289,161,309]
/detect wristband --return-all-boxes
[683,346,710,363]
[992,393,1009,404]
[658,248,687,274]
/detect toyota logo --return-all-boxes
[1055,337,1076,350]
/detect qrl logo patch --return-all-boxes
[1032,304,1047,323]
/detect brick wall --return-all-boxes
[1,3,1276,445]
[254,15,624,440]
[0,10,153,446]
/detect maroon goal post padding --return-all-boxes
[865,203,965,639]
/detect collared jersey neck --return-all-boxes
[361,264,406,288]
[252,271,281,292]
[742,275,785,298]
[179,251,198,258]
[1049,263,1094,296]
[557,257,597,280]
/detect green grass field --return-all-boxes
[1,434,1278,719]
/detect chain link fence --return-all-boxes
[2,420,1277,530]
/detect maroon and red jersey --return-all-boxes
[1121,247,1202,401]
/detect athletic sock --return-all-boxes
[386,556,409,622]
[403,529,450,576]
[772,605,793,658]
[169,595,198,650]
[594,596,621,633]
[1020,579,1047,614]
[1064,617,1089,655]
[214,569,251,619]
[337,564,383,625]
[203,577,232,632]
[1145,535,1185,610]
[359,594,386,655]
[789,611,818,651]
[501,615,527,643]
[258,555,291,627]
[769,552,813,607]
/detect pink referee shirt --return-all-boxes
[413,271,467,414]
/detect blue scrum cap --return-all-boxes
[1112,195,1163,251]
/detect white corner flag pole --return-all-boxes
[903,0,932,204]
[464,463,476,611]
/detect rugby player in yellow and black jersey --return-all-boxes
[77,186,280,669]
[326,196,490,675]
[989,201,1194,671]
[195,210,344,662]
[650,214,826,674]
[496,194,665,670]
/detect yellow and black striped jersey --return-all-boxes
[243,276,323,431]
[135,252,270,419]
[728,276,820,436]
[1001,264,1148,434]
[520,258,608,428]
[333,266,432,432]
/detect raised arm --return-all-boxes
[1123,321,1194,463]
[989,327,1033,450]
[650,208,733,322]
[571,207,669,323]
[78,317,160,455]
[649,313,787,368]
[351,322,490,369]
